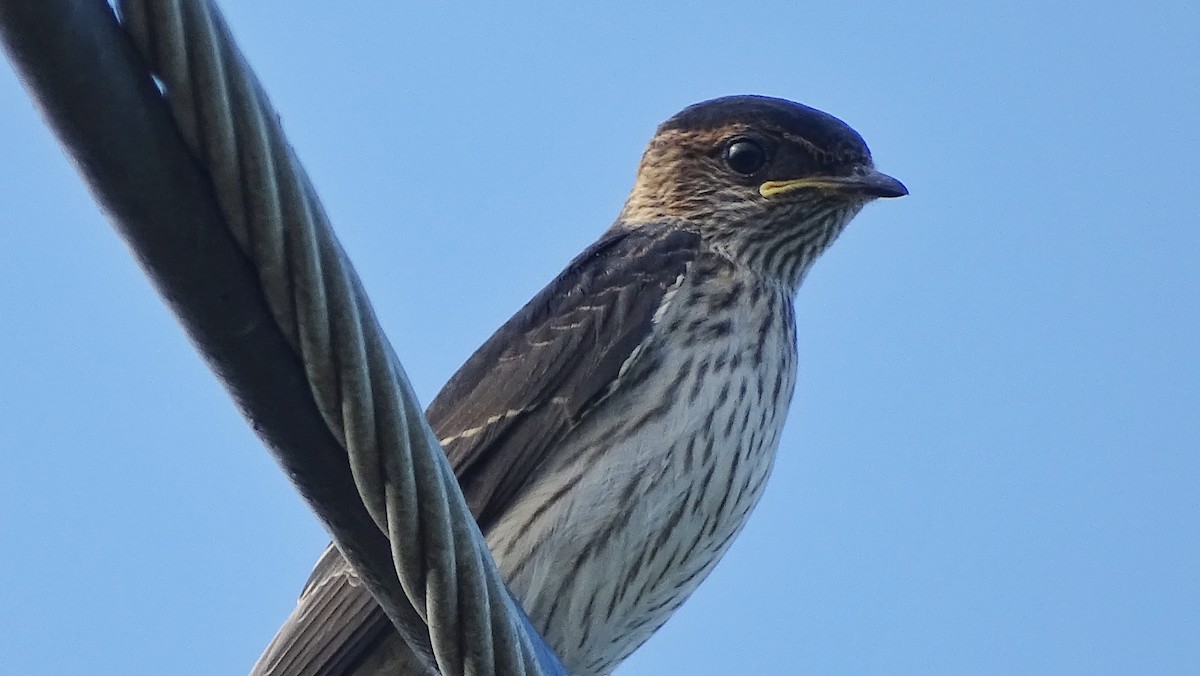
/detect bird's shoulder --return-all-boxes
[428,221,701,414]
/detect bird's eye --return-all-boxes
[724,139,767,175]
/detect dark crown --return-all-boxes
[657,95,873,167]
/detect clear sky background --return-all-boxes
[2,2,1198,674]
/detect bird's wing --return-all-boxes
[430,223,699,530]
[251,544,394,676]
[251,223,700,676]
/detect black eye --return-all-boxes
[724,139,767,175]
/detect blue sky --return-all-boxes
[2,2,1198,674]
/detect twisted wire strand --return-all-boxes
[114,2,556,674]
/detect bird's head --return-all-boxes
[620,95,906,288]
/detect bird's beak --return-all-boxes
[760,169,908,200]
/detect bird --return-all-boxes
[252,94,907,676]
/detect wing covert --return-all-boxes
[427,223,699,531]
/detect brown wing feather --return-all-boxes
[251,223,699,675]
